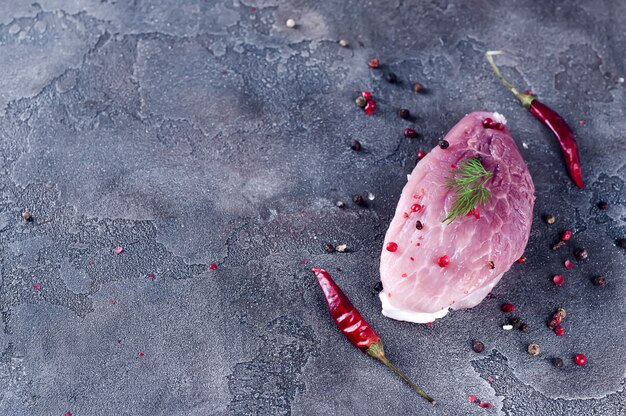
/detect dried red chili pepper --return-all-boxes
[312,268,436,404]
[486,51,584,189]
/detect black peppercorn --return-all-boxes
[438,140,449,149]
[22,211,32,221]
[553,357,564,368]
[472,340,485,353]
[618,239,626,249]
[374,281,383,292]
[398,108,410,119]
[521,323,530,333]
[386,72,398,83]
[593,276,606,286]
[324,243,335,253]
[598,201,609,210]
[353,194,364,205]
[510,317,522,329]
[351,139,362,151]
[415,220,423,230]
[574,248,588,260]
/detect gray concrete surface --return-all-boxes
[0,0,625,415]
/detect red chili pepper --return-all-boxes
[486,51,584,189]
[312,268,436,405]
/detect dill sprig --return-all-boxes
[442,157,493,224]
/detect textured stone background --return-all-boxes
[0,1,625,415]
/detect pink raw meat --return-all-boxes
[379,112,534,323]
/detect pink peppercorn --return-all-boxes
[554,325,565,336]
[561,230,572,241]
[386,242,398,252]
[574,354,587,366]
[501,303,515,313]
[361,91,372,100]
[564,260,574,270]
[417,151,427,160]
[552,275,565,286]
[364,100,376,115]
[437,255,450,267]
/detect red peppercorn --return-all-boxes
[552,275,565,286]
[386,242,398,252]
[364,100,376,115]
[437,255,450,267]
[468,395,477,403]
[417,151,427,160]
[368,58,380,69]
[404,128,417,138]
[361,91,372,100]
[482,118,493,128]
[492,122,504,130]
[410,203,422,212]
[554,325,565,336]
[564,259,574,270]
[517,256,527,263]
[209,263,217,270]
[574,354,587,366]
[501,303,515,313]
[479,402,493,409]
[561,230,572,241]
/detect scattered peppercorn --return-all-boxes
[338,39,349,48]
[552,275,565,286]
[353,194,364,205]
[398,108,410,119]
[527,343,541,356]
[472,340,485,353]
[324,243,335,253]
[597,201,609,210]
[552,240,565,250]
[386,242,398,252]
[417,151,427,160]
[482,118,493,128]
[361,91,372,100]
[21,211,31,221]
[285,18,296,28]
[554,325,565,336]
[336,201,346,208]
[404,128,417,138]
[517,256,526,263]
[438,139,449,149]
[336,244,347,252]
[555,308,567,320]
[619,239,626,249]
[368,58,380,69]
[355,96,367,108]
[547,317,561,330]
[488,260,495,269]
[374,281,383,292]
[564,259,574,270]
[521,323,530,332]
[545,214,556,224]
[415,220,423,230]
[574,248,588,260]
[501,303,515,313]
[574,354,587,366]
[437,255,450,267]
[553,357,564,368]
[364,100,376,115]
[351,139,362,151]
[561,229,572,241]
[386,72,398,83]
[413,82,424,93]
[510,317,522,329]
[593,276,606,286]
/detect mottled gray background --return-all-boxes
[0,0,625,415]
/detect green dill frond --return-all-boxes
[442,157,493,224]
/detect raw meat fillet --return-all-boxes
[379,112,535,323]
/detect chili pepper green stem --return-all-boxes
[486,51,535,109]
[366,340,436,405]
